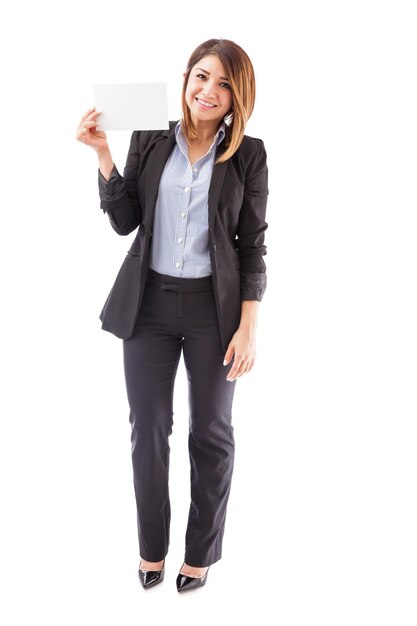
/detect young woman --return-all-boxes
[76,38,269,592]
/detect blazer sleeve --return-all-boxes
[236,138,269,301]
[97,131,143,236]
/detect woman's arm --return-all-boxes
[223,138,269,381]
[97,131,143,236]
[223,300,259,381]
[235,138,269,301]
[97,147,115,182]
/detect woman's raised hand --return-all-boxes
[76,107,108,153]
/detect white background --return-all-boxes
[1,1,416,624]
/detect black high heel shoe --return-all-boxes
[138,558,165,589]
[176,563,210,593]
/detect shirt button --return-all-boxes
[180,212,186,218]
[193,167,198,173]
[177,237,183,243]
[184,187,190,192]
[175,262,180,268]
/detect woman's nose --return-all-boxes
[202,83,216,98]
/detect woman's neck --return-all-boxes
[189,117,221,144]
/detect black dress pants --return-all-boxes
[122,269,237,567]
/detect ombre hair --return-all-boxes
[181,38,256,164]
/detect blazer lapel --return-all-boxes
[208,139,228,232]
[144,122,177,230]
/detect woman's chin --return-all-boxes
[190,107,223,126]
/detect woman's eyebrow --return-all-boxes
[195,67,230,81]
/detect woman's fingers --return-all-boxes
[77,109,101,133]
[80,106,96,124]
[226,356,245,381]
[84,119,100,128]
[227,355,255,381]
[76,115,102,142]
[226,355,248,381]
[76,121,93,141]
[80,115,100,130]
[77,127,87,141]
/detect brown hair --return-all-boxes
[181,38,256,164]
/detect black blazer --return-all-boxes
[97,120,269,353]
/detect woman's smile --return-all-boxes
[195,97,217,109]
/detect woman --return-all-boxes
[76,38,269,592]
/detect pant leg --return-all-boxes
[180,287,237,567]
[122,282,183,561]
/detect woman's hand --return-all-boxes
[223,326,257,382]
[76,107,108,153]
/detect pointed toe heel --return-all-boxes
[176,565,210,592]
[138,559,165,589]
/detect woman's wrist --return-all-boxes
[239,300,259,331]
[97,148,114,182]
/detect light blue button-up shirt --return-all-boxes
[149,119,226,278]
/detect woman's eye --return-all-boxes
[195,74,230,90]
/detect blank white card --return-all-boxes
[93,82,169,131]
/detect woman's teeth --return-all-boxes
[197,98,216,108]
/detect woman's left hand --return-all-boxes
[223,327,257,382]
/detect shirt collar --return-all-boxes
[175,119,226,156]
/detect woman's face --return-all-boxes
[184,55,233,126]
